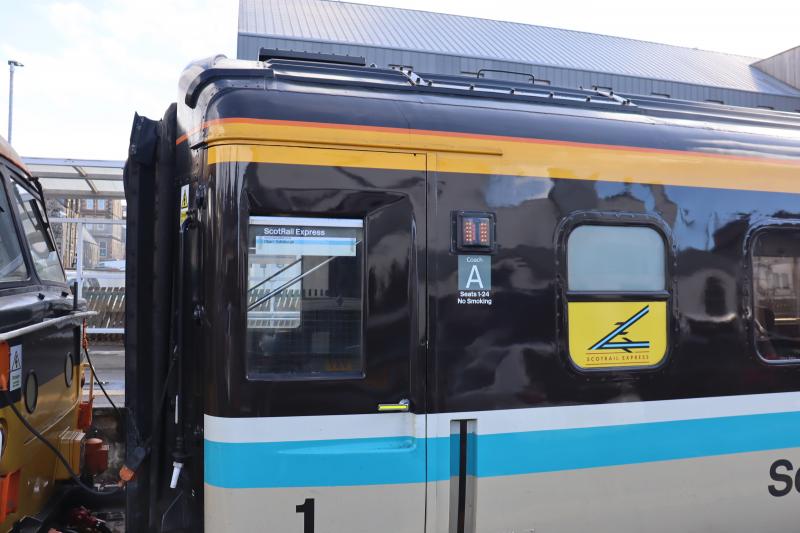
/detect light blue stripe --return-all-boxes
[256,237,355,245]
[473,411,800,478]
[206,411,800,489]
[205,436,426,488]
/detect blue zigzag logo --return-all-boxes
[589,305,651,353]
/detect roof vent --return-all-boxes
[258,48,366,66]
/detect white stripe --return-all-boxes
[0,310,96,342]
[205,412,423,443]
[435,391,800,436]
[249,216,363,227]
[206,391,800,444]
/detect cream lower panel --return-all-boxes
[205,482,426,533]
[428,448,800,533]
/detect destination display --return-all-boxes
[250,216,363,257]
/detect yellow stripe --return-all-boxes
[208,145,425,171]
[205,122,800,194]
[203,120,502,155]
[377,405,409,412]
[438,142,799,193]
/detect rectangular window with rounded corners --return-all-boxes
[752,229,800,362]
[0,176,28,283]
[568,225,665,291]
[9,181,65,283]
[566,224,668,371]
[245,216,364,379]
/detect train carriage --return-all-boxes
[125,51,800,533]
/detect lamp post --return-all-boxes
[7,60,23,144]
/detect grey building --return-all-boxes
[754,47,800,92]
[238,0,800,112]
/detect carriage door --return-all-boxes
[205,148,427,533]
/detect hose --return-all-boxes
[1,389,121,496]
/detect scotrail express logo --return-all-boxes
[567,301,666,369]
[589,305,651,352]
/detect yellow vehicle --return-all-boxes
[0,135,96,531]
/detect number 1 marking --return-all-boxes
[296,498,315,532]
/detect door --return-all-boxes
[203,146,427,532]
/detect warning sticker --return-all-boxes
[457,255,492,306]
[9,345,22,391]
[179,184,190,226]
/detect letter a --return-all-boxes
[466,265,484,289]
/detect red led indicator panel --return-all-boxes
[479,220,490,245]
[461,216,492,248]
[463,218,478,246]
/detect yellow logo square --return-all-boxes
[567,301,667,370]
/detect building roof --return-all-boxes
[22,157,125,199]
[753,46,800,91]
[239,0,800,97]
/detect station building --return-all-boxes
[238,0,800,112]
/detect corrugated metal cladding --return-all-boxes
[237,0,800,112]
[754,46,800,91]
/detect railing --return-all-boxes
[84,286,125,333]
[51,217,126,335]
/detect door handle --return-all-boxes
[378,399,409,412]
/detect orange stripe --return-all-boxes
[176,117,800,166]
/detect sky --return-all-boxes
[1,0,798,160]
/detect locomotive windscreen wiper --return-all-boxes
[247,257,303,293]
[247,255,336,311]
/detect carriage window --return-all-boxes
[246,216,364,379]
[568,225,665,291]
[752,230,800,362]
[10,182,65,283]
[0,177,28,283]
[566,224,668,370]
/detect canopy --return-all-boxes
[22,157,125,199]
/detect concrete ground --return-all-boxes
[83,341,125,408]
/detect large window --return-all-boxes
[0,176,27,283]
[568,225,665,291]
[752,229,800,362]
[10,181,65,283]
[566,224,668,370]
[246,216,364,379]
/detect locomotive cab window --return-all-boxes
[9,180,65,283]
[0,175,28,283]
[246,216,364,379]
[752,229,800,362]
[566,224,668,371]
